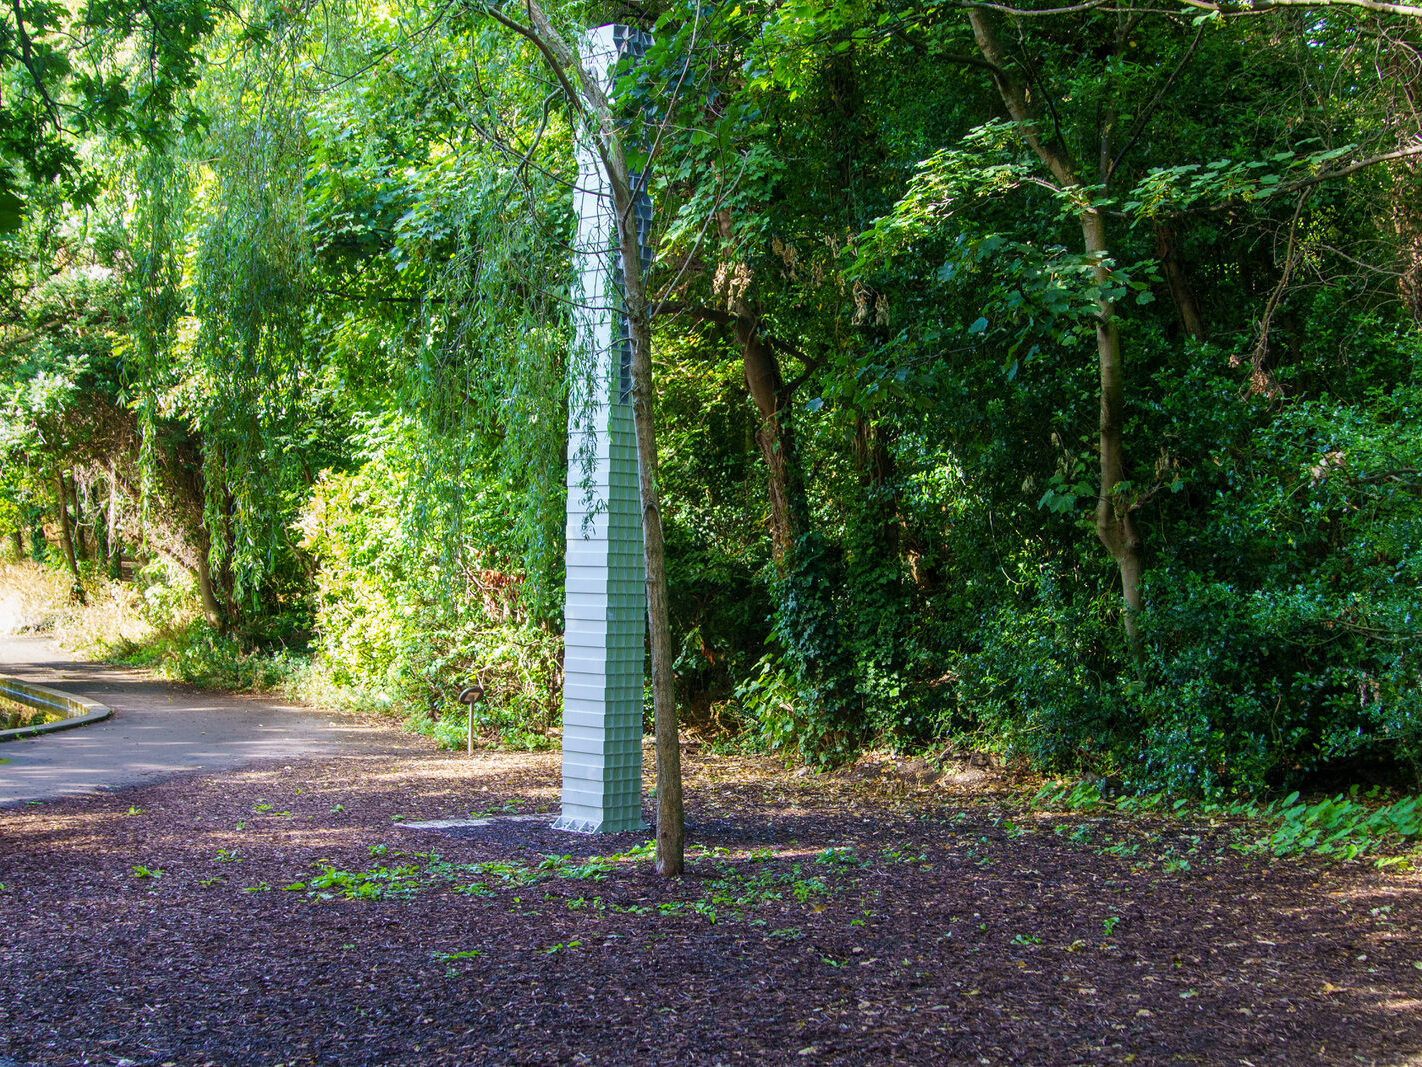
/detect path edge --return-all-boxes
[0,674,112,742]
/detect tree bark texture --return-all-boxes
[195,539,223,627]
[733,307,809,568]
[1152,220,1207,341]
[67,474,89,562]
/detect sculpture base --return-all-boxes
[551,813,648,834]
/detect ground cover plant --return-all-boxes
[3,742,1422,1066]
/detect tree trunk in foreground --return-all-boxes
[601,85,684,881]
[510,0,685,874]
[194,537,224,628]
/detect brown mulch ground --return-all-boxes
[3,739,1422,1066]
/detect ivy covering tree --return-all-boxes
[1,0,1419,807]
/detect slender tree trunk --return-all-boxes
[626,266,684,877]
[661,295,809,572]
[510,0,684,874]
[1381,30,1422,322]
[605,131,684,878]
[853,416,899,555]
[9,530,22,559]
[54,470,86,604]
[969,10,1144,658]
[104,476,122,578]
[711,208,809,569]
[213,497,236,635]
[194,537,223,628]
[69,474,91,562]
[1083,208,1144,653]
[95,485,109,564]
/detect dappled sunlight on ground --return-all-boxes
[4,747,1422,1064]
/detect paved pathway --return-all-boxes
[0,634,408,806]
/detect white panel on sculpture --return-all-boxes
[553,23,654,835]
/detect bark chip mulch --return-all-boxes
[3,743,1422,1066]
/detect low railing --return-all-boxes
[0,675,112,742]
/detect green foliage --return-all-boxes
[952,568,1126,772]
[1137,380,1422,796]
[114,619,302,690]
[1036,777,1422,866]
[307,862,424,901]
[294,418,562,747]
[1259,791,1422,861]
[3,0,1420,805]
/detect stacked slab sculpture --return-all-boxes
[554,24,653,834]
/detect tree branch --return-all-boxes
[1203,141,1422,212]
[9,0,66,130]
[1108,23,1204,181]
[1177,0,1422,15]
[959,0,1108,15]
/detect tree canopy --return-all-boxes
[2,0,1419,803]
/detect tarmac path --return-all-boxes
[0,633,412,807]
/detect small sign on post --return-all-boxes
[458,683,483,757]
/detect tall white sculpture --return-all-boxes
[554,24,653,834]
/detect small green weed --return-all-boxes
[535,854,613,880]
[814,847,865,867]
[432,949,484,962]
[605,840,657,861]
[308,863,422,901]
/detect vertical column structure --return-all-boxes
[555,24,654,834]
